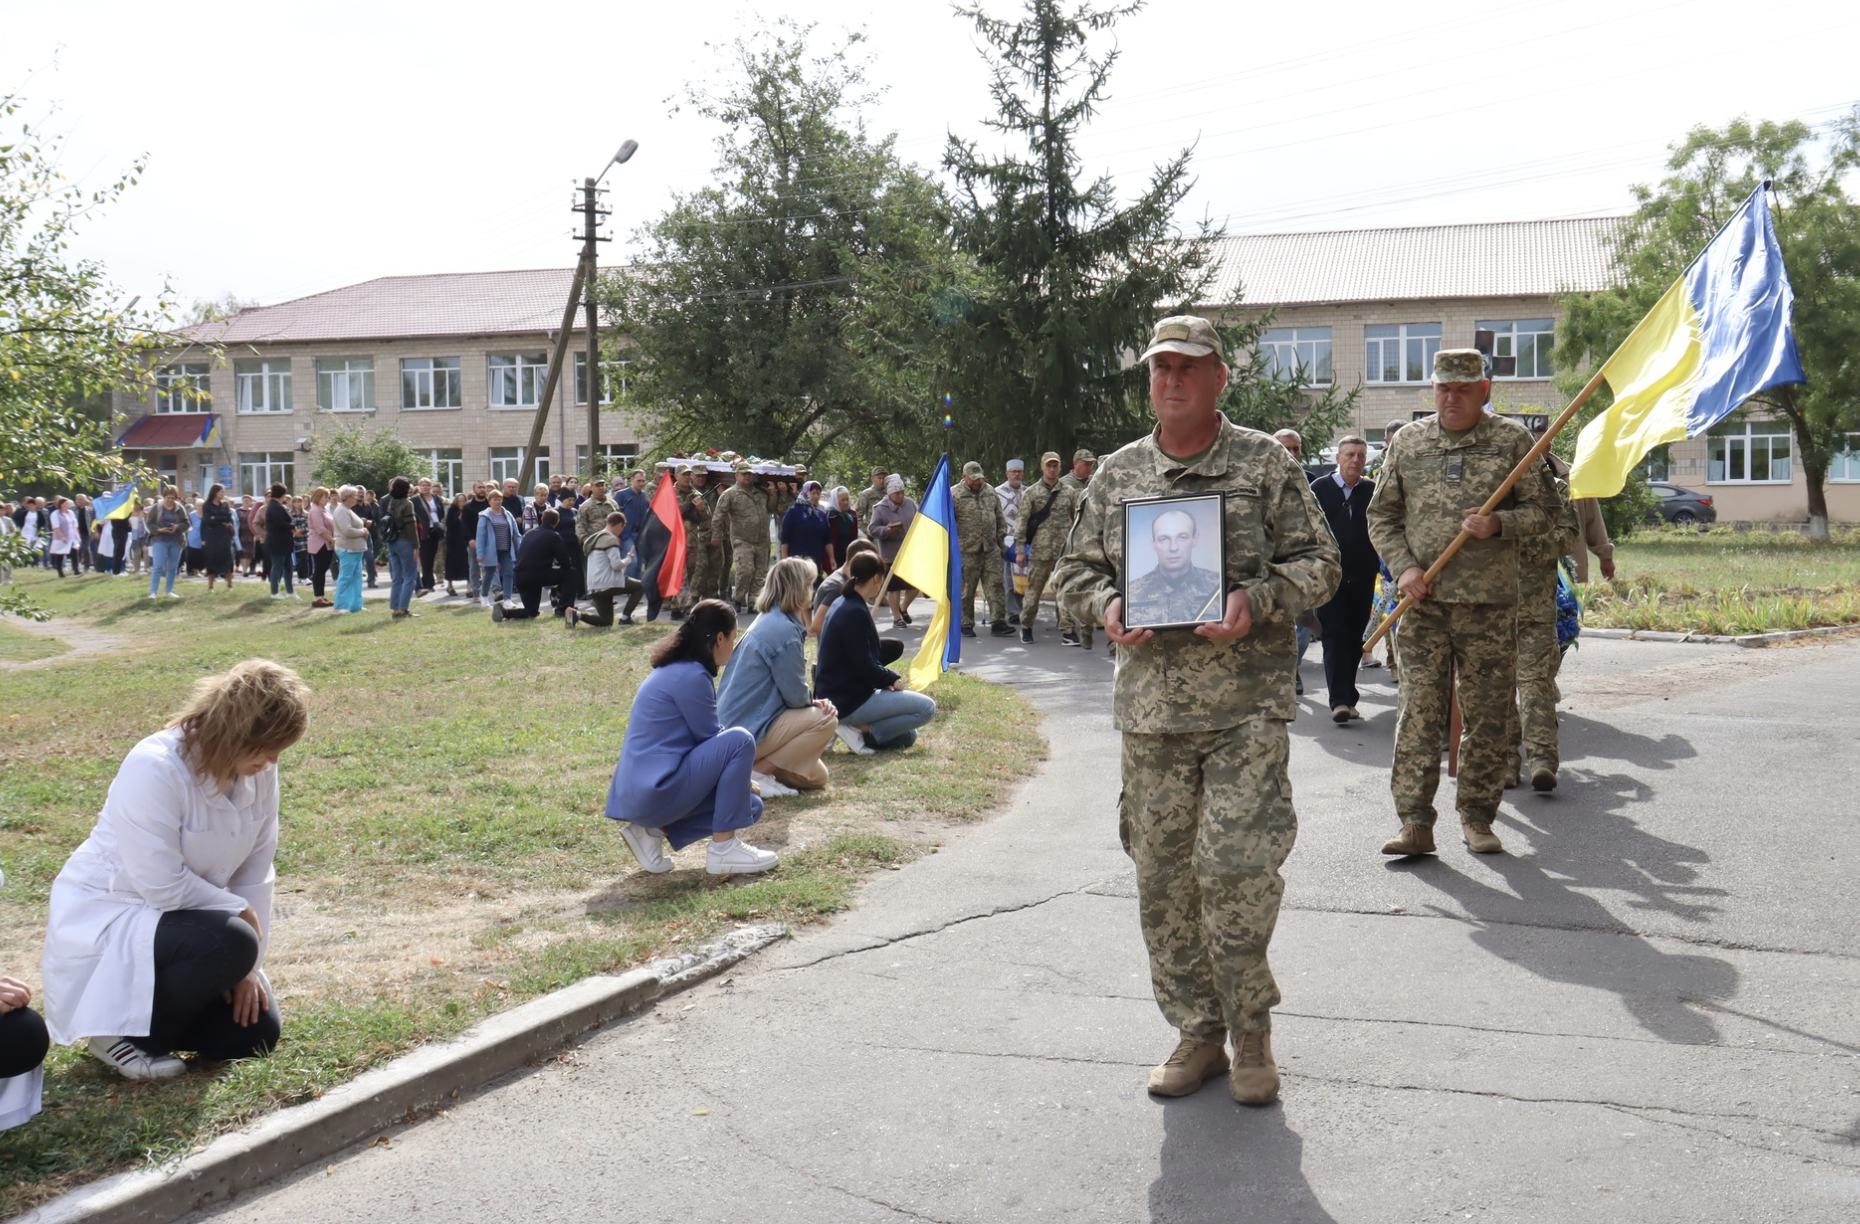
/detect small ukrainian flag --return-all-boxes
[890,454,962,691]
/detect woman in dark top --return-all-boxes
[442,494,470,597]
[814,553,936,754]
[779,481,832,577]
[199,485,236,591]
[261,485,296,598]
[824,486,859,573]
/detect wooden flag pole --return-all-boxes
[1362,363,1610,657]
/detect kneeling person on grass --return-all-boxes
[606,601,777,877]
[577,510,643,628]
[41,660,308,1080]
[814,552,936,755]
[716,556,840,796]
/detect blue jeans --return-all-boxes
[149,540,183,595]
[266,545,294,594]
[479,549,514,601]
[387,538,417,610]
[334,549,366,611]
[1295,623,1311,667]
[841,687,936,750]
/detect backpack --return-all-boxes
[380,498,402,543]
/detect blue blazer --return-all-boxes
[607,661,722,822]
[716,610,811,742]
[474,508,519,559]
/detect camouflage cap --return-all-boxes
[1073,449,1096,464]
[1138,315,1225,363]
[1040,451,1062,466]
[961,460,984,478]
[1433,348,1488,384]
[674,463,693,476]
[732,460,752,472]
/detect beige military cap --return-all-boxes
[732,460,752,472]
[674,464,693,476]
[1138,315,1225,363]
[961,461,984,478]
[1072,449,1096,464]
[1433,349,1489,384]
[1040,451,1062,466]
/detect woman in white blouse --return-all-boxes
[42,660,311,1080]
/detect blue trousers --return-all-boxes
[841,688,936,750]
[479,549,514,601]
[387,538,417,610]
[624,728,765,850]
[149,540,183,595]
[334,549,366,611]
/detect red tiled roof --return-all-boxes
[119,414,216,449]
[177,268,582,345]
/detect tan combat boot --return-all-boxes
[1530,763,1558,792]
[1462,820,1504,854]
[1147,1035,1229,1097]
[1380,822,1436,856]
[1228,1030,1280,1106]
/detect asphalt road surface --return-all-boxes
[189,622,1860,1224]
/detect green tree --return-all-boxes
[602,23,954,469]
[1212,312,1358,445]
[935,0,1220,466]
[309,423,427,496]
[185,292,259,326]
[1556,111,1860,538]
[0,92,198,618]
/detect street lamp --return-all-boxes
[585,139,636,472]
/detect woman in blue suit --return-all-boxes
[606,600,776,877]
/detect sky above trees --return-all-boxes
[5,0,1855,310]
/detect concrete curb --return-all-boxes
[1582,624,1859,648]
[14,924,790,1224]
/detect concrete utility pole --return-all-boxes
[583,177,605,474]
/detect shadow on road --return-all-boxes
[1149,1090,1337,1223]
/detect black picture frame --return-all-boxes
[1120,492,1228,631]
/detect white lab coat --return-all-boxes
[41,728,278,1046]
[0,868,43,1132]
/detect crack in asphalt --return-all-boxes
[707,1111,966,1223]
[1274,1007,1860,1058]
[776,888,1086,971]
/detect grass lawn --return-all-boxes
[0,570,1045,1213]
[0,620,66,663]
[1580,526,1860,634]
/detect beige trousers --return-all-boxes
[755,705,838,791]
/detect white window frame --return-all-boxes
[1364,323,1442,385]
[401,357,463,410]
[1707,419,1792,484]
[234,358,292,414]
[574,354,632,406]
[154,362,212,414]
[1259,327,1332,386]
[316,356,376,412]
[488,352,550,409]
[1831,432,1860,483]
[1476,318,1556,380]
[415,447,464,494]
[238,452,297,497]
[575,444,637,480]
[488,446,549,485]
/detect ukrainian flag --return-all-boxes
[1569,185,1806,499]
[890,454,962,691]
[92,485,139,521]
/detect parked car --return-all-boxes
[1647,482,1717,526]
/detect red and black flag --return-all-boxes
[636,471,686,615]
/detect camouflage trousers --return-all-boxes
[709,540,732,601]
[729,538,768,607]
[1120,717,1297,1040]
[1020,557,1090,642]
[1391,599,1518,826]
[959,547,1008,629]
[673,539,708,613]
[1507,613,1563,772]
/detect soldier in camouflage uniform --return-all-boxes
[1506,446,1582,791]
[1056,315,1341,1107]
[952,460,1013,637]
[854,467,889,532]
[701,470,729,599]
[1366,349,1559,857]
[1018,451,1093,644]
[711,463,770,608]
[670,465,710,617]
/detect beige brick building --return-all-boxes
[113,269,644,499]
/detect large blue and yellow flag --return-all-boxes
[92,485,139,521]
[890,454,962,691]
[1569,186,1806,498]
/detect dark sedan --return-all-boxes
[1647,482,1717,526]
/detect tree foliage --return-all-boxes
[0,93,201,618]
[185,292,259,326]
[601,23,954,473]
[934,0,1220,467]
[309,423,427,496]
[1556,111,1860,536]
[1213,312,1359,444]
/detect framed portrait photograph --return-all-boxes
[1120,492,1228,631]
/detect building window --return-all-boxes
[1477,318,1555,379]
[1364,323,1441,384]
[1259,328,1332,385]
[234,358,292,414]
[488,352,550,409]
[238,452,296,497]
[575,444,637,480]
[1707,419,1791,483]
[1639,451,1671,482]
[415,447,464,494]
[488,446,549,485]
[1832,433,1860,483]
[154,362,211,414]
[316,357,376,412]
[402,357,462,409]
[574,354,631,406]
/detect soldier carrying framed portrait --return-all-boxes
[1119,492,1227,631]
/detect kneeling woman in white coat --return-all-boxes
[42,660,310,1080]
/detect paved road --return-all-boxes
[193,624,1860,1224]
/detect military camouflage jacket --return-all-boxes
[1516,461,1579,620]
[711,484,769,545]
[1055,415,1342,732]
[769,488,796,526]
[1017,477,1074,562]
[1365,412,1556,606]
[575,493,615,541]
[854,484,888,528]
[950,480,1008,555]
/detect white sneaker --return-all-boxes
[148,593,159,600]
[836,725,875,756]
[619,822,671,873]
[165,591,183,600]
[89,1036,186,1080]
[706,836,778,875]
[752,770,800,798]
